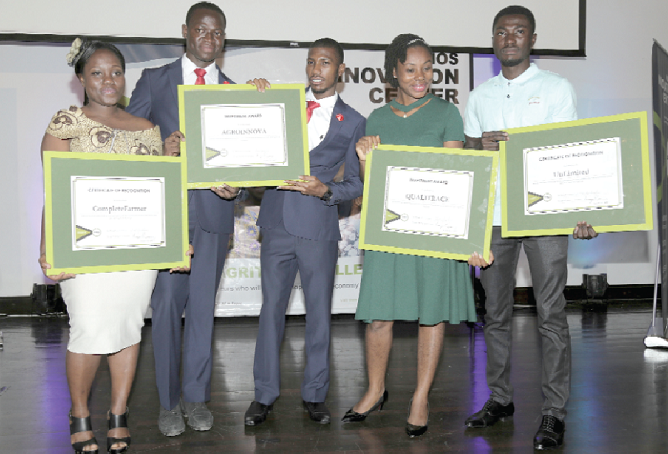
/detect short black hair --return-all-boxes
[186,1,226,27]
[384,34,433,89]
[72,40,126,76]
[309,38,344,66]
[493,5,536,34]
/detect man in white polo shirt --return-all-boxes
[463,5,597,451]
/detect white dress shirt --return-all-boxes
[181,54,219,85]
[306,89,338,151]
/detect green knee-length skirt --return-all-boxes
[355,251,476,325]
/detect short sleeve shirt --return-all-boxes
[464,63,577,225]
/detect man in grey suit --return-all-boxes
[244,38,365,426]
[126,1,239,436]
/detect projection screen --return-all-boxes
[1,0,585,55]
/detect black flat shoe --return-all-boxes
[244,401,272,426]
[464,399,514,428]
[69,412,99,454]
[405,398,428,438]
[533,415,565,450]
[341,390,388,423]
[303,401,331,424]
[107,408,130,454]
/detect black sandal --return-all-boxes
[69,412,99,453]
[107,408,131,454]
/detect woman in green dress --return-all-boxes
[341,34,492,437]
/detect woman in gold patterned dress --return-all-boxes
[38,39,171,454]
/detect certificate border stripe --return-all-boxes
[639,113,654,233]
[359,145,497,263]
[178,83,310,188]
[42,151,189,275]
[44,152,55,271]
[485,153,499,262]
[501,111,653,237]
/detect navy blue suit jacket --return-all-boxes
[257,96,365,241]
[126,58,235,235]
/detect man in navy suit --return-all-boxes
[244,38,365,426]
[126,1,240,436]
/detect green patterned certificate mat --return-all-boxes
[500,111,653,237]
[43,151,189,275]
[359,145,498,262]
[178,83,310,188]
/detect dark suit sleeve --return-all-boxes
[219,72,235,85]
[126,69,153,121]
[324,116,365,206]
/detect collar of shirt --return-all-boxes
[494,62,539,86]
[305,89,338,110]
[181,54,219,85]
[306,89,338,151]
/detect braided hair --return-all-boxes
[384,34,433,89]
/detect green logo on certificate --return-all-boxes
[75,225,93,242]
[527,191,544,208]
[205,147,221,162]
[384,209,401,226]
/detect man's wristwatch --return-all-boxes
[320,187,333,202]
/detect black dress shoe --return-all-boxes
[533,415,565,450]
[464,399,514,428]
[341,390,389,423]
[244,401,272,426]
[303,401,331,424]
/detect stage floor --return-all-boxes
[0,308,666,453]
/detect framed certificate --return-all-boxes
[501,112,653,237]
[43,151,189,275]
[178,83,310,188]
[359,145,498,262]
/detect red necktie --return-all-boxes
[194,68,206,85]
[306,101,320,123]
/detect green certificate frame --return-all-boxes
[43,151,189,275]
[501,111,653,237]
[359,145,498,262]
[178,83,310,188]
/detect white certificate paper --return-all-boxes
[71,176,166,251]
[382,167,474,239]
[201,103,288,168]
[523,138,624,215]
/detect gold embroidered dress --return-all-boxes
[46,106,162,354]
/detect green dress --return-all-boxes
[355,94,476,325]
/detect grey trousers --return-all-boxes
[480,227,571,419]
[253,223,338,405]
[151,220,229,411]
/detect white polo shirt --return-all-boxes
[464,63,577,225]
